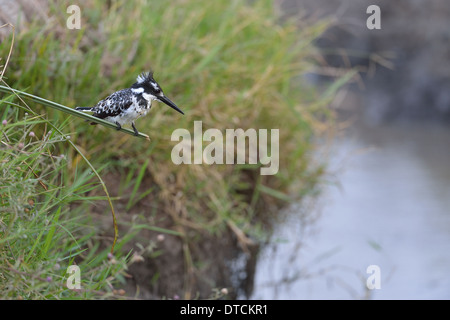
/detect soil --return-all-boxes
[91,171,260,299]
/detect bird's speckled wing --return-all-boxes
[92,88,133,119]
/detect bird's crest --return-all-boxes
[136,71,154,84]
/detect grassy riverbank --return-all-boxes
[0,0,336,299]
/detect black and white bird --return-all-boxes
[75,71,183,136]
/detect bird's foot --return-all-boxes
[131,122,139,136]
[115,122,122,131]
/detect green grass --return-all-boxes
[0,0,338,299]
[0,108,130,298]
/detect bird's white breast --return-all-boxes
[106,96,152,126]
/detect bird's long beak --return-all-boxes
[158,95,184,115]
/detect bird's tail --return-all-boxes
[75,107,94,112]
[75,107,97,125]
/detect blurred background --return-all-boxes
[252,0,450,299]
[1,0,449,300]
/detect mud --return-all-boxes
[91,171,259,299]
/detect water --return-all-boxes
[251,121,450,299]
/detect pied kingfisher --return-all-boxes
[75,71,183,136]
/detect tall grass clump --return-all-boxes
[0,105,145,299]
[1,0,337,298]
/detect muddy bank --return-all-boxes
[91,172,261,299]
